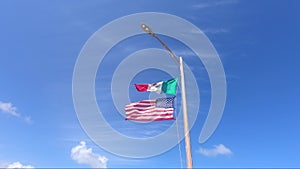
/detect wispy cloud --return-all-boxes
[0,101,33,124]
[0,161,34,169]
[202,28,229,34]
[71,141,108,168]
[0,101,19,117]
[198,144,232,157]
[24,116,33,124]
[192,0,239,8]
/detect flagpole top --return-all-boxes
[141,23,155,36]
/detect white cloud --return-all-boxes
[71,141,108,168]
[0,101,20,117]
[2,161,34,169]
[203,28,229,34]
[198,144,232,157]
[0,101,32,124]
[193,0,239,8]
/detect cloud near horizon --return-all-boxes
[2,161,34,169]
[71,141,108,168]
[198,144,233,157]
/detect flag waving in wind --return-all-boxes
[134,78,178,95]
[125,97,175,121]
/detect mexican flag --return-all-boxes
[134,78,178,95]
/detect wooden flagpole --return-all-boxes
[140,23,193,169]
[179,56,193,169]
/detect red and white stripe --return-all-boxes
[125,100,174,121]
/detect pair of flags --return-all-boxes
[125,78,178,121]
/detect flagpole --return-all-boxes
[141,23,193,169]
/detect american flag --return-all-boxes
[125,97,175,121]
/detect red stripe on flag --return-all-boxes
[125,100,155,108]
[125,117,175,121]
[126,112,174,117]
[125,108,173,115]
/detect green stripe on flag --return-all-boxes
[161,78,178,95]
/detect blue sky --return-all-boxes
[1,0,300,168]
